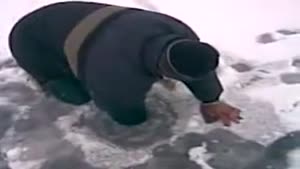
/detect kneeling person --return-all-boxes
[9,1,241,126]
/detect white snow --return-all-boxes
[246,84,300,131]
[6,147,25,161]
[6,146,42,169]
[188,143,214,169]
[8,160,44,169]
[154,0,300,63]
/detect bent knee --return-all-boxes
[108,106,148,126]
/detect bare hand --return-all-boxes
[200,101,242,127]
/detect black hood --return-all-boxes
[159,39,220,81]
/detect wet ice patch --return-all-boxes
[55,112,151,169]
[79,83,180,149]
[0,71,83,168]
[0,152,9,169]
[40,153,99,169]
[0,105,16,139]
[126,129,267,169]
[0,82,39,105]
[0,67,27,83]
[244,131,300,169]
[1,1,300,169]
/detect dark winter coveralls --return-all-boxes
[9,1,223,125]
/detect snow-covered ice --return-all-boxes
[1,0,300,169]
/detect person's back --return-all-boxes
[75,3,200,125]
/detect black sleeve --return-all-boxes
[183,71,223,103]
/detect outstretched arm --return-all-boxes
[183,71,242,126]
[183,71,223,103]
